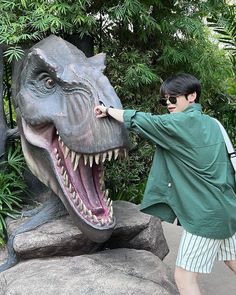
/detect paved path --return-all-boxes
[162,222,236,295]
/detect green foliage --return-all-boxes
[208,4,236,72]
[0,145,27,242]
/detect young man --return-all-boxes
[94,73,236,295]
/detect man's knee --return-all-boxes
[174,267,201,295]
[174,266,198,285]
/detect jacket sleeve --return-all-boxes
[123,110,173,150]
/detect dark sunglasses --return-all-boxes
[159,96,177,106]
[159,94,188,106]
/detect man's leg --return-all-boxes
[175,230,220,294]
[174,266,201,295]
[224,260,236,273]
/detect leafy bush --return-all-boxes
[0,145,27,245]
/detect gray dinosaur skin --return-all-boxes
[12,35,129,243]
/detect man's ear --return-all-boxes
[188,92,197,103]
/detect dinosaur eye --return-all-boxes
[44,77,55,89]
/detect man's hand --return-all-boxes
[94,106,125,122]
[94,105,108,118]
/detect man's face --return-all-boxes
[165,92,197,113]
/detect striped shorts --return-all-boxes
[176,229,236,273]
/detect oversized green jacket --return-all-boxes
[123,103,236,239]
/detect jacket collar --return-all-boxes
[183,103,202,113]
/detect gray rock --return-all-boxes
[6,201,168,261]
[0,248,178,295]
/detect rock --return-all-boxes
[0,248,178,295]
[5,201,168,261]
[0,247,7,265]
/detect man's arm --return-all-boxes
[94,105,124,122]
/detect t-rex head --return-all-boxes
[12,35,129,243]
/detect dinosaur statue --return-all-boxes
[0,35,129,271]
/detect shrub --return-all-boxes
[0,144,27,244]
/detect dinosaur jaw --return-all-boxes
[21,118,127,241]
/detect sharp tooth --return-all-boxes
[73,154,81,171]
[60,166,65,175]
[105,189,109,198]
[57,159,61,166]
[82,203,87,213]
[71,151,76,163]
[61,141,64,147]
[56,130,59,135]
[58,136,61,142]
[54,148,58,154]
[114,149,119,160]
[65,146,70,158]
[78,202,83,210]
[89,155,93,167]
[95,154,100,165]
[93,215,98,223]
[102,152,107,163]
[109,206,113,216]
[101,218,105,225]
[108,150,113,161]
[106,198,111,206]
[87,210,92,217]
[63,171,67,179]
[72,192,76,199]
[65,175,69,186]
[108,217,112,223]
[69,183,73,192]
[56,153,60,160]
[84,155,88,165]
[75,199,80,206]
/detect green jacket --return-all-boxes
[124,103,236,239]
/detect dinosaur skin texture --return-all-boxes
[12,35,130,243]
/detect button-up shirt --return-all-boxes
[124,103,236,239]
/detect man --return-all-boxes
[94,73,236,295]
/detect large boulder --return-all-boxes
[0,248,178,295]
[6,201,169,261]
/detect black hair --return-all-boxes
[160,73,201,103]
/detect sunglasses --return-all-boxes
[159,94,188,106]
[159,96,177,106]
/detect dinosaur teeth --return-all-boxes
[69,183,73,192]
[102,152,107,163]
[105,189,109,198]
[95,154,100,165]
[64,146,70,158]
[83,154,88,166]
[60,166,65,175]
[93,215,99,223]
[114,149,119,160]
[73,154,81,171]
[71,151,76,164]
[108,150,113,161]
[89,155,93,167]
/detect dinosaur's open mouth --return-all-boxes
[51,130,126,227]
[21,119,127,229]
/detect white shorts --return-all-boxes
[176,229,236,273]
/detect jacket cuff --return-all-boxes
[123,110,137,129]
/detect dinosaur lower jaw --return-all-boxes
[21,119,127,230]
